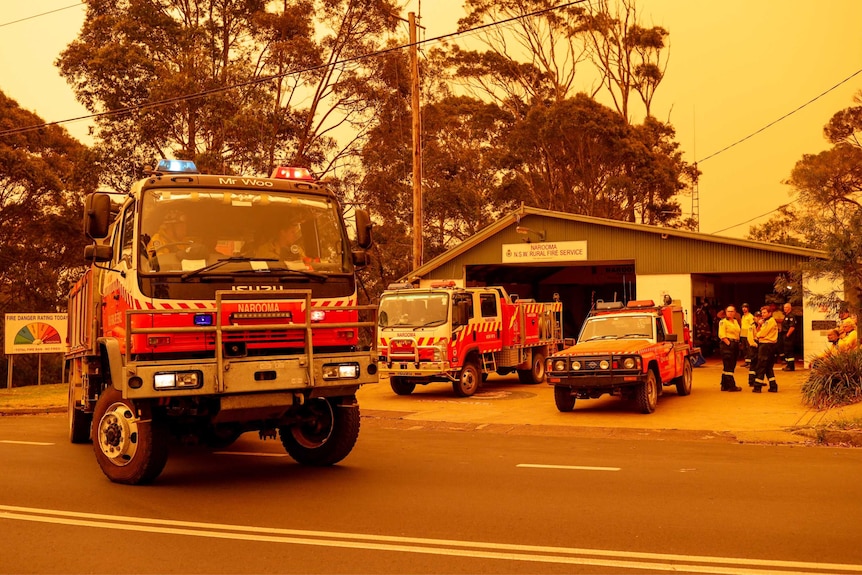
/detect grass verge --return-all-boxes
[0,383,65,410]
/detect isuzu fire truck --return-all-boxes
[66,160,377,484]
[377,282,563,396]
[547,298,697,414]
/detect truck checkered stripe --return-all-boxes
[136,296,355,310]
[455,321,501,344]
[379,336,442,347]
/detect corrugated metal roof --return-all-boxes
[403,205,826,280]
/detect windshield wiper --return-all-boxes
[180,256,278,280]
[584,335,620,341]
[620,333,652,338]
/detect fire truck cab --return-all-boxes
[66,160,378,484]
[377,282,563,397]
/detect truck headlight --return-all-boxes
[599,360,610,370]
[154,371,202,390]
[322,363,360,380]
[571,361,581,371]
[552,359,567,372]
[622,357,637,369]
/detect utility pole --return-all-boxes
[409,11,423,271]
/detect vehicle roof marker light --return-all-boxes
[156,159,199,174]
[271,166,315,181]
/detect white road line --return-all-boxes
[517,463,621,472]
[0,440,54,446]
[1,505,859,574]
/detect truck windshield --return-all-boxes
[378,292,449,328]
[139,189,349,275]
[579,315,654,342]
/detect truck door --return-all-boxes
[474,291,503,351]
[656,317,677,379]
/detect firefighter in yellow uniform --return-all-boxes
[717,306,742,391]
[753,305,779,393]
[837,317,857,351]
[147,210,189,257]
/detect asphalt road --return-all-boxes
[1,414,861,574]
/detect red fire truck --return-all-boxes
[377,282,563,396]
[65,160,377,484]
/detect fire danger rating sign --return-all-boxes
[4,313,68,355]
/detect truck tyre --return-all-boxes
[636,370,659,414]
[554,386,576,412]
[92,387,169,485]
[518,350,546,385]
[280,397,359,466]
[674,358,693,396]
[390,377,416,395]
[68,385,92,444]
[453,362,480,397]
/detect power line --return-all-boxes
[0,0,590,138]
[0,3,84,28]
[697,67,862,164]
[708,200,798,235]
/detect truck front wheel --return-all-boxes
[92,388,169,485]
[453,362,480,397]
[554,386,576,412]
[636,370,659,414]
[280,397,359,466]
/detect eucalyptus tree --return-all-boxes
[57,0,399,186]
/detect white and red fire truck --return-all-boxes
[377,282,563,396]
[65,159,377,484]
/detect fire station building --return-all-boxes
[401,205,836,365]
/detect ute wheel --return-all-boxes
[636,370,659,414]
[554,386,576,412]
[453,362,480,397]
[674,358,693,396]
[390,377,416,396]
[518,350,546,385]
[92,387,168,485]
[280,397,359,466]
[68,384,92,444]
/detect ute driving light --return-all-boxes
[154,371,202,390]
[552,359,567,372]
[572,360,582,371]
[599,360,610,370]
[322,363,360,380]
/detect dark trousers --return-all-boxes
[782,335,796,365]
[720,340,740,389]
[755,342,777,391]
[740,338,750,363]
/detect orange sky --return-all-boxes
[2,1,861,239]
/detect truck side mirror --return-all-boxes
[355,209,373,250]
[84,244,113,263]
[84,193,112,239]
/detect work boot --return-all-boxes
[752,385,762,393]
[786,361,795,371]
[768,382,779,393]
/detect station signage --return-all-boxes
[501,241,587,263]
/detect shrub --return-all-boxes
[802,348,862,409]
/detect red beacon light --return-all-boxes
[271,166,315,181]
[430,280,457,288]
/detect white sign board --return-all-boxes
[4,313,68,355]
[501,241,587,263]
